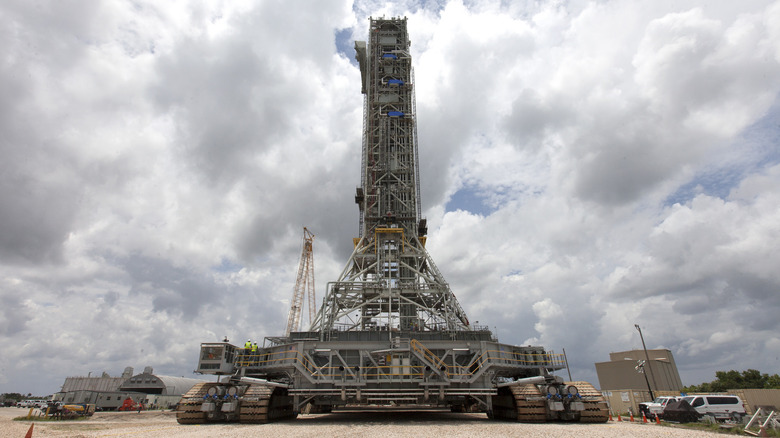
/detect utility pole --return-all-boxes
[635,324,657,400]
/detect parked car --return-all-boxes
[17,400,47,408]
[681,395,746,421]
[40,401,62,413]
[647,396,682,418]
[638,401,650,417]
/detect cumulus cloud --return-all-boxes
[1,0,780,396]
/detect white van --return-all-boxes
[17,400,48,409]
[681,395,746,421]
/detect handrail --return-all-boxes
[410,339,446,370]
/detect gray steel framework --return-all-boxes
[310,17,469,336]
[196,335,563,411]
[178,17,611,425]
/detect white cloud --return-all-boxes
[1,0,780,397]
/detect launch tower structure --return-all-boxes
[176,17,609,425]
[310,17,469,335]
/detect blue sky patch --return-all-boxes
[664,100,780,206]
[335,28,358,65]
[213,257,243,273]
[664,165,746,206]
[445,185,498,216]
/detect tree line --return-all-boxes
[683,369,780,393]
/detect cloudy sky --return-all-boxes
[2,0,779,396]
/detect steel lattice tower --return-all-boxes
[310,17,470,336]
[286,227,315,336]
[180,17,608,428]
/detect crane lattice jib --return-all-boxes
[286,227,315,336]
[310,17,470,335]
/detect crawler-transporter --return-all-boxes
[176,17,608,425]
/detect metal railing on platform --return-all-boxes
[236,340,565,383]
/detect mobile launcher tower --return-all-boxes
[176,17,608,424]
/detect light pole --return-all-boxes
[635,360,654,401]
[635,324,657,400]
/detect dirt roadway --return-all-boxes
[0,407,725,438]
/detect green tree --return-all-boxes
[740,369,766,388]
[682,381,711,393]
[683,369,780,392]
[713,370,740,390]
[766,374,780,389]
[686,369,777,391]
[1,393,23,401]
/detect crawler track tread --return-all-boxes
[239,384,273,424]
[511,384,547,423]
[568,381,609,423]
[176,382,216,424]
[176,411,208,424]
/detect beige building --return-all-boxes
[596,349,683,392]
[595,349,683,415]
[596,350,780,416]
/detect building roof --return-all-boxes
[118,372,206,396]
[60,376,126,393]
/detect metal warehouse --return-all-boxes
[54,366,206,410]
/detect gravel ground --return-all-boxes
[0,407,725,438]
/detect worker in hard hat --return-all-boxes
[243,339,252,362]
